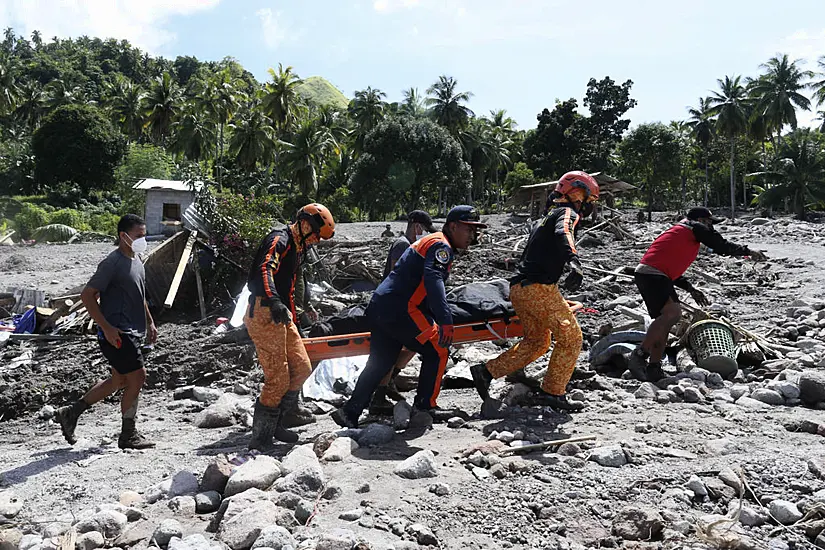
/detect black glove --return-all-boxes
[691,289,710,307]
[564,257,584,291]
[269,300,292,325]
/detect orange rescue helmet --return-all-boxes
[297,203,335,240]
[555,171,599,203]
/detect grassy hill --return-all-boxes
[297,77,350,110]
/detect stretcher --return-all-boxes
[302,301,584,363]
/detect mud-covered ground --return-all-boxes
[2,212,825,550]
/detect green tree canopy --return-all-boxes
[348,117,470,216]
[32,103,126,192]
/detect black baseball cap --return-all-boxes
[408,210,437,232]
[686,207,724,223]
[446,205,488,228]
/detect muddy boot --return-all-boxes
[331,406,359,429]
[384,377,405,402]
[368,387,395,416]
[470,363,493,401]
[249,400,279,451]
[118,418,156,449]
[55,400,89,445]
[273,405,299,444]
[645,362,665,383]
[525,391,585,412]
[627,347,649,381]
[279,391,315,428]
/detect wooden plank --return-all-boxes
[499,435,598,455]
[164,230,198,309]
[192,250,206,321]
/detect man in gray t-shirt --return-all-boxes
[55,214,158,450]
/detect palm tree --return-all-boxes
[748,128,825,219]
[13,82,46,131]
[811,55,825,108]
[749,55,812,148]
[348,87,386,154]
[400,87,426,118]
[686,97,715,206]
[261,64,303,136]
[488,109,516,138]
[31,30,42,49]
[144,72,182,144]
[170,108,216,162]
[194,70,244,187]
[281,118,335,197]
[228,108,277,171]
[708,75,750,218]
[0,56,18,116]
[44,79,83,111]
[426,75,474,136]
[104,75,146,141]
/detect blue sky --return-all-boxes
[3,0,825,129]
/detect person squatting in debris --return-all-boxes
[245,203,336,450]
[381,224,395,238]
[55,214,158,449]
[371,210,439,416]
[332,206,487,428]
[471,171,601,412]
[628,206,768,382]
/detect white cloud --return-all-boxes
[0,0,221,53]
[373,0,421,13]
[773,29,825,64]
[256,8,287,50]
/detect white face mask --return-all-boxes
[415,231,426,241]
[125,234,148,254]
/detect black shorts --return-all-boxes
[634,273,679,318]
[98,333,145,375]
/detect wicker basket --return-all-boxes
[686,320,738,378]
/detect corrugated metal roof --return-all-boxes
[133,179,204,192]
[516,172,636,193]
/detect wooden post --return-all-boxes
[164,230,198,309]
[192,248,206,321]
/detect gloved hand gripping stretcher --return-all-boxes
[302,288,583,362]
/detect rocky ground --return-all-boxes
[2,212,825,550]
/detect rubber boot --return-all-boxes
[118,418,156,449]
[279,391,315,428]
[331,405,360,429]
[55,400,89,445]
[524,391,585,412]
[470,363,493,401]
[645,362,665,383]
[368,387,395,416]
[273,407,299,444]
[627,347,649,381]
[249,400,280,451]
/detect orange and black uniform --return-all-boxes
[485,204,584,396]
[244,227,311,408]
[342,232,454,414]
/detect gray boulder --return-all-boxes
[195,492,222,514]
[152,519,184,548]
[250,526,296,550]
[799,371,825,406]
[279,445,318,476]
[217,501,291,550]
[74,510,128,539]
[357,423,395,446]
[394,450,438,479]
[75,531,105,550]
[200,456,233,494]
[273,463,325,497]
[224,456,282,497]
[611,506,664,541]
[589,445,627,468]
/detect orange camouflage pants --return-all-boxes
[245,297,312,407]
[486,282,582,395]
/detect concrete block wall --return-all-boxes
[144,190,194,235]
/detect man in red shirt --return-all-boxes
[629,207,766,381]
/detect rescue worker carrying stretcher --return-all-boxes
[332,206,487,428]
[245,203,336,450]
[628,207,767,381]
[471,171,600,412]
